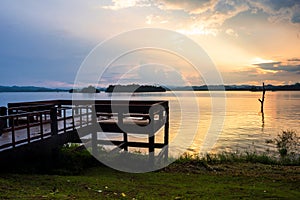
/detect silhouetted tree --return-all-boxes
[258,82,266,113]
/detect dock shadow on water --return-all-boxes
[0,144,169,175]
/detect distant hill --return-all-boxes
[1,83,299,93]
[106,84,166,93]
[172,83,300,91]
[0,86,67,92]
[248,83,300,91]
[69,85,100,93]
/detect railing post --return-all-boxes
[79,107,83,128]
[0,106,7,128]
[72,108,75,130]
[11,116,15,148]
[26,114,31,143]
[57,104,62,117]
[39,112,44,139]
[0,107,7,136]
[91,105,98,156]
[164,103,169,163]
[7,108,14,128]
[118,111,128,151]
[63,108,66,133]
[50,107,58,135]
[149,109,155,165]
[74,105,79,115]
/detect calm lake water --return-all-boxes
[0,91,299,156]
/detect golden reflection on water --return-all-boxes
[122,91,300,157]
[73,91,300,156]
[165,91,300,156]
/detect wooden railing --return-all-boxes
[0,104,93,150]
[0,100,169,162]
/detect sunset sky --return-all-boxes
[0,0,299,88]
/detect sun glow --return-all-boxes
[251,57,277,64]
[176,28,217,36]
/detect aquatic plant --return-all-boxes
[266,129,299,160]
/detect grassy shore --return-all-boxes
[0,163,299,199]
[0,146,299,199]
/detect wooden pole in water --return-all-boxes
[258,82,266,113]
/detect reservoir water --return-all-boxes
[0,91,299,156]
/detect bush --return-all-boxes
[267,130,299,159]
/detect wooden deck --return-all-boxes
[0,100,169,163]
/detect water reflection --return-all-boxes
[261,112,265,131]
[1,91,299,156]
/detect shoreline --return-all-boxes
[0,147,299,199]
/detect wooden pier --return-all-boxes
[0,100,169,165]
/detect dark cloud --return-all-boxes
[288,58,300,62]
[155,0,300,24]
[214,0,243,14]
[223,64,300,85]
[254,61,300,73]
[253,0,300,24]
[253,62,281,70]
[291,11,300,23]
[262,0,298,11]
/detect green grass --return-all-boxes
[0,163,299,199]
[0,146,299,199]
